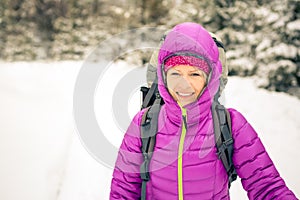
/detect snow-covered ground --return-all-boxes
[0,60,299,200]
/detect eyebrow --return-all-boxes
[169,68,181,73]
[189,70,201,73]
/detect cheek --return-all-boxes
[166,76,177,91]
[168,90,178,101]
[191,79,206,94]
[166,79,177,98]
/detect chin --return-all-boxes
[178,98,196,107]
[179,101,191,107]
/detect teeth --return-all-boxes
[177,92,193,97]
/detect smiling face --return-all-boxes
[166,65,207,107]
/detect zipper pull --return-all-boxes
[181,106,187,129]
[182,115,187,129]
[178,102,187,129]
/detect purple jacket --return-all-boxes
[110,22,297,200]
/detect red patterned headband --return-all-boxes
[164,55,210,75]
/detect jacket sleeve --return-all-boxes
[229,108,298,200]
[110,110,144,200]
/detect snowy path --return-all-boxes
[0,61,299,200]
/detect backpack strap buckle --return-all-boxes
[224,138,233,146]
[140,154,150,181]
[216,138,233,159]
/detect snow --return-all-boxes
[265,43,298,59]
[0,60,299,200]
[287,20,300,31]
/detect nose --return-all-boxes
[177,75,192,90]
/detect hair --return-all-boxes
[199,69,208,84]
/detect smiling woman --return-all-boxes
[110,22,298,200]
[166,65,207,107]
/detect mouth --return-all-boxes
[176,92,195,97]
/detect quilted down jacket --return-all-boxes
[110,22,297,200]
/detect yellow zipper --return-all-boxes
[178,106,187,200]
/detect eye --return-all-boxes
[170,72,180,76]
[191,73,201,77]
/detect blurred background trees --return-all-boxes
[0,0,299,97]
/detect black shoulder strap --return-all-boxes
[212,102,237,188]
[141,76,160,109]
[140,97,162,200]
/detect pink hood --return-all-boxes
[157,22,222,126]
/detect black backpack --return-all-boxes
[139,40,237,200]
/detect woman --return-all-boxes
[110,22,297,199]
